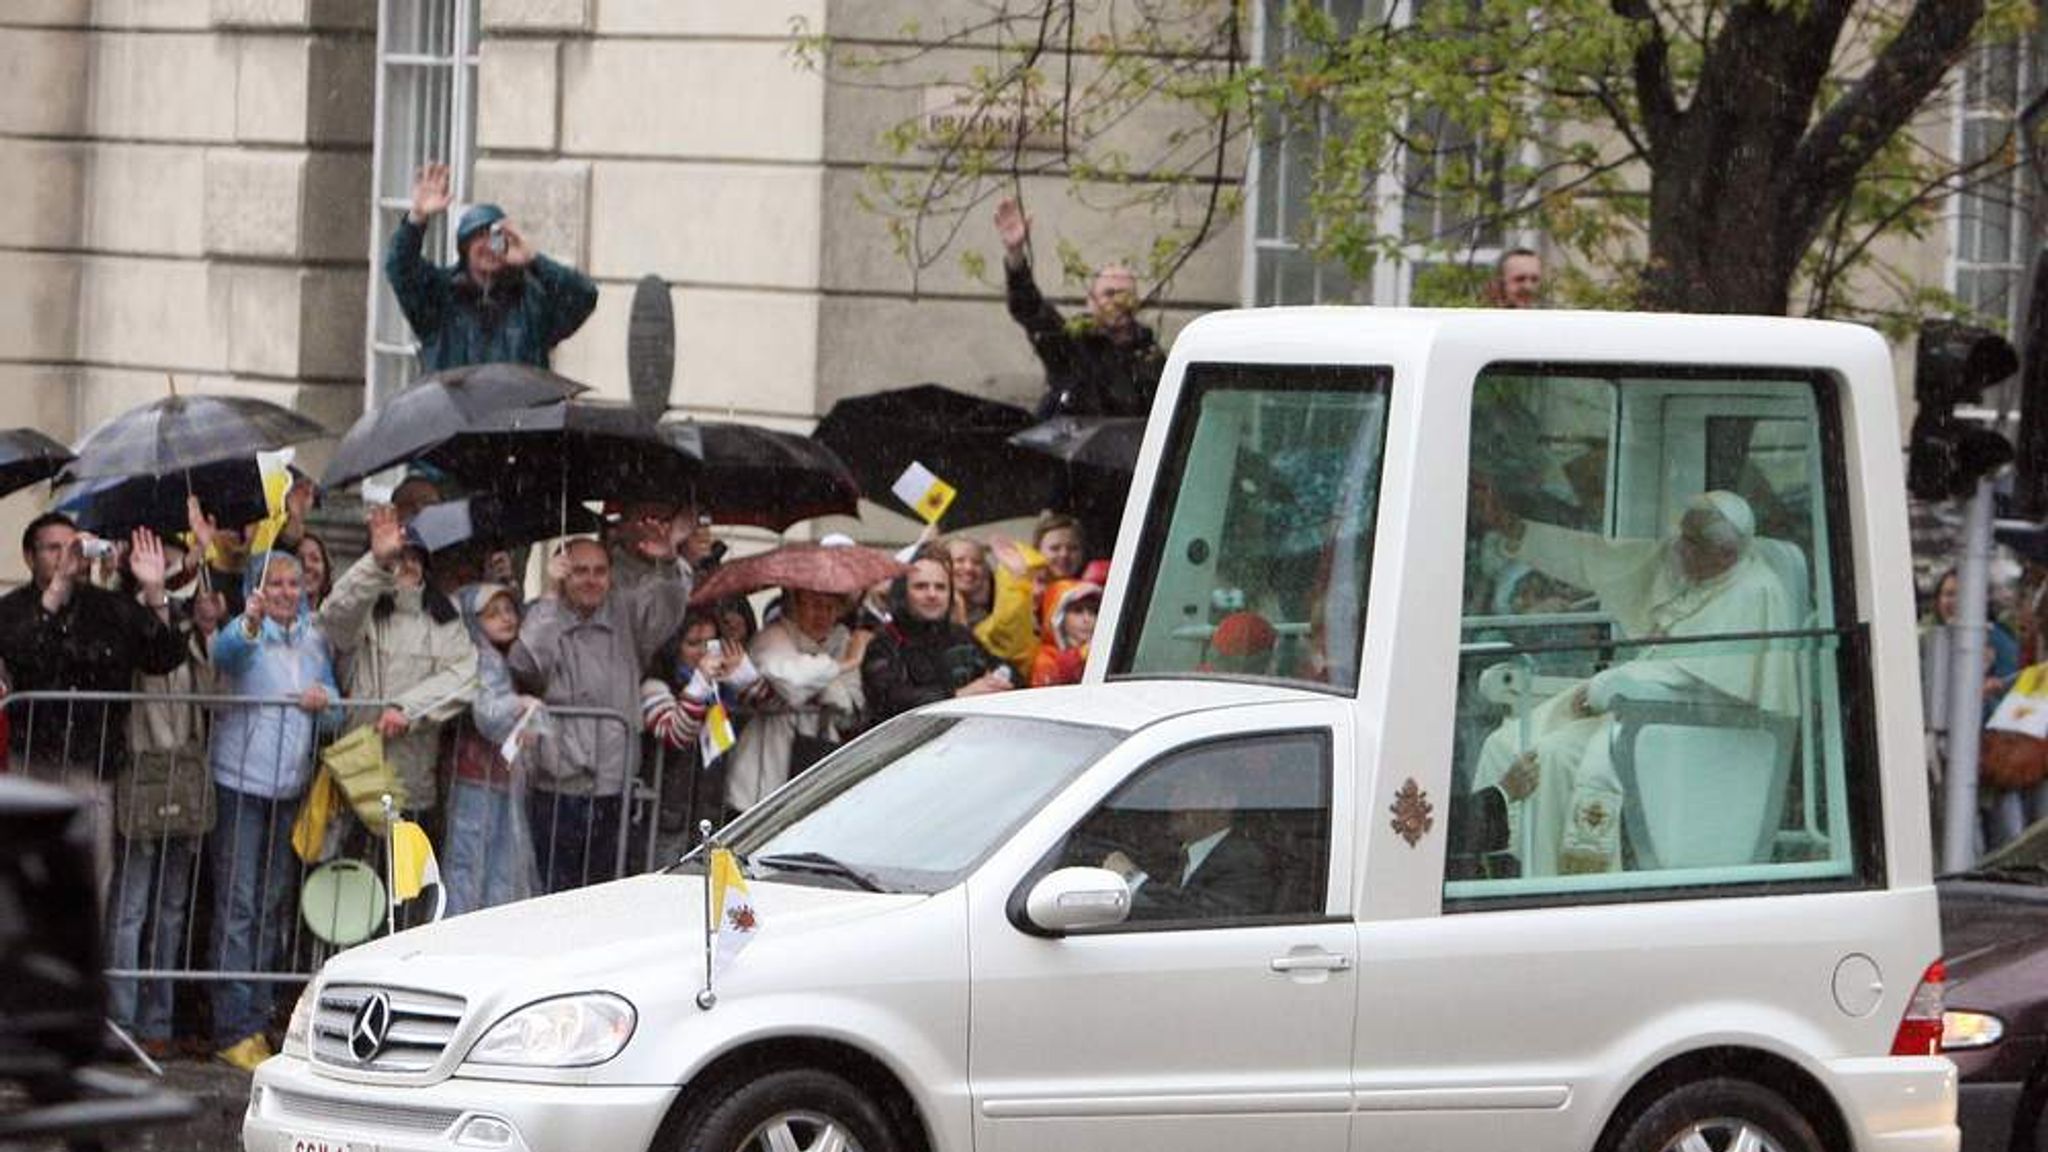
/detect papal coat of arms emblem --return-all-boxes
[1389,777,1434,847]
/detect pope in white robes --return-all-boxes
[1469,490,1801,876]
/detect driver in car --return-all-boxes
[1103,771,1270,920]
[1466,489,1800,875]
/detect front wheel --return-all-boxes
[673,1067,903,1152]
[1612,1077,1823,1152]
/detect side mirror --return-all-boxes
[1023,867,1132,934]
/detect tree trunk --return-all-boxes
[1623,0,1985,315]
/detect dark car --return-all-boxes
[0,775,192,1150]
[1941,819,2048,1152]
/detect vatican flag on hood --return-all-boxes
[708,847,759,978]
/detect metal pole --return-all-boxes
[1943,477,1997,873]
[696,820,717,1011]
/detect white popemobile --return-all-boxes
[246,308,1958,1152]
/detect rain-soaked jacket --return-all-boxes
[318,552,477,809]
[508,562,690,797]
[863,578,1001,726]
[451,583,532,789]
[1029,579,1101,688]
[209,558,343,800]
[382,217,599,375]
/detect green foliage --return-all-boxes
[804,0,2035,320]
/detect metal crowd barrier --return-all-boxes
[0,689,647,997]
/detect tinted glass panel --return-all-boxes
[1111,364,1391,692]
[1446,367,1876,903]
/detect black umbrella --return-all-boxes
[409,494,602,556]
[52,457,270,540]
[61,395,325,483]
[1008,416,1146,471]
[661,422,860,531]
[423,400,697,510]
[812,384,1058,526]
[0,428,75,500]
[322,362,589,490]
[1007,415,1146,553]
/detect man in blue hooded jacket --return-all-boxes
[382,162,599,374]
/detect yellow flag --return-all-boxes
[390,819,441,902]
[290,770,342,865]
[247,450,298,555]
[890,462,957,525]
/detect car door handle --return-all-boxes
[1270,952,1352,973]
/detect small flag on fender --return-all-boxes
[708,847,759,978]
[890,461,957,525]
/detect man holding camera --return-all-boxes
[383,162,600,375]
[0,514,187,885]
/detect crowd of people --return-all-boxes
[0,167,1554,1071]
[0,487,1116,1068]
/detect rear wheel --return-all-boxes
[673,1067,903,1152]
[1612,1077,1822,1152]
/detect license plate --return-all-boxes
[282,1134,378,1152]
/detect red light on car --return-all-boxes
[1891,959,1946,1056]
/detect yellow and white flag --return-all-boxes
[390,819,442,903]
[890,461,957,525]
[708,847,759,977]
[699,698,737,766]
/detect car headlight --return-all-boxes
[467,994,636,1068]
[1942,1010,2005,1051]
[283,984,317,1057]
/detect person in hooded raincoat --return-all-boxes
[317,506,477,814]
[207,550,342,1072]
[382,162,598,374]
[862,549,1012,726]
[1030,578,1103,688]
[1466,490,1800,877]
[442,582,542,916]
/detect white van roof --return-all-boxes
[1166,307,1892,379]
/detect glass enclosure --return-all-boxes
[1110,363,1392,693]
[1445,365,1879,903]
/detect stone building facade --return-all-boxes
[0,1,2024,582]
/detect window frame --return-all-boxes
[366,0,483,407]
[1105,361,1395,696]
[1442,362,1887,912]
[1241,0,1538,306]
[1009,727,1342,935]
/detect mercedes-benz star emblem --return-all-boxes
[348,991,393,1064]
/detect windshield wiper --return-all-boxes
[753,851,884,892]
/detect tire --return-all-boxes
[1611,1077,1823,1152]
[673,1067,904,1152]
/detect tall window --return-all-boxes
[1949,34,2034,335]
[367,0,481,404]
[1245,0,1521,306]
[1245,0,1371,304]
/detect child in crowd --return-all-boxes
[442,583,543,917]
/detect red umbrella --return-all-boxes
[691,543,908,604]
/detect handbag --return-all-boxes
[1983,665,2048,791]
[321,724,408,831]
[118,745,216,839]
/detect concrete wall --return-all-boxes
[473,2,832,419]
[0,1,374,580]
[472,0,1241,427]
